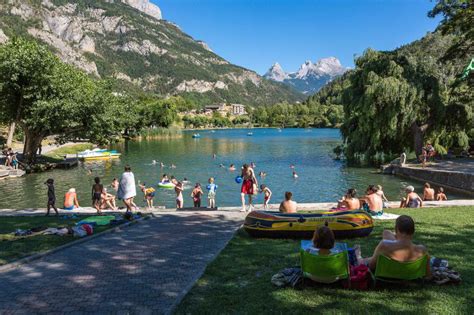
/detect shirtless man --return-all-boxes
[364,215,429,272]
[338,188,360,210]
[364,185,383,212]
[279,191,297,213]
[423,183,435,201]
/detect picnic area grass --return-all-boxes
[0,215,112,265]
[177,207,474,314]
[43,143,93,159]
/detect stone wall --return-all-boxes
[392,166,474,196]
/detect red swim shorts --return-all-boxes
[241,179,253,195]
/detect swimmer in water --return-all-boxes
[161,174,170,183]
[292,171,298,179]
[290,164,295,169]
[213,153,217,159]
[170,164,176,169]
[251,162,256,169]
[160,162,165,168]
[229,164,236,171]
[219,163,225,168]
[152,160,157,165]
[183,177,191,184]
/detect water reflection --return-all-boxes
[0,128,465,209]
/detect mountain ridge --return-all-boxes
[0,0,304,106]
[264,57,348,94]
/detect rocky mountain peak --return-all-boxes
[264,57,348,94]
[264,62,288,82]
[121,0,162,20]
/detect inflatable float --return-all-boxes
[244,210,374,239]
[157,182,175,189]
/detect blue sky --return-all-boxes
[153,0,441,74]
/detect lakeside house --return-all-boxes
[204,103,247,116]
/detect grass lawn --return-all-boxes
[177,207,474,314]
[43,143,93,159]
[0,215,112,265]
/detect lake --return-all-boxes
[0,128,462,209]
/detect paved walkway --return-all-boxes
[1,200,474,217]
[0,211,245,314]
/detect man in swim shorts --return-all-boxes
[241,164,258,212]
[363,215,429,272]
[92,177,104,215]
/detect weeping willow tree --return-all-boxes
[340,44,472,165]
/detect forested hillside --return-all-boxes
[0,0,303,106]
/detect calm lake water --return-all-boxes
[0,128,463,209]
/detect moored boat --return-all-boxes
[77,148,121,161]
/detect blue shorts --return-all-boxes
[64,205,74,211]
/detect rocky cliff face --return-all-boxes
[0,0,303,106]
[121,0,162,20]
[264,57,348,94]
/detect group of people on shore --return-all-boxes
[2,147,19,169]
[43,156,450,216]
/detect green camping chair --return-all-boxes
[300,249,350,284]
[374,254,429,283]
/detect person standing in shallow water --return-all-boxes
[240,164,258,212]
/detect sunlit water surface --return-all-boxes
[0,128,464,209]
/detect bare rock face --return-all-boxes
[0,29,8,44]
[196,40,212,52]
[10,2,34,20]
[175,80,228,93]
[114,39,167,56]
[79,35,95,53]
[28,28,99,76]
[121,0,162,20]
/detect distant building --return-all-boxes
[204,104,226,112]
[231,104,246,116]
[204,103,247,116]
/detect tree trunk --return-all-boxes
[411,122,429,156]
[23,130,43,164]
[7,89,24,147]
[6,121,16,147]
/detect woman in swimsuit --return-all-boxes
[91,177,104,215]
[240,164,258,212]
[172,178,184,209]
[400,186,423,208]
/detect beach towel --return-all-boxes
[372,213,400,220]
[117,171,136,200]
[77,215,115,226]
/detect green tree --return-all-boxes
[0,38,125,163]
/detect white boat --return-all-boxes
[77,148,121,161]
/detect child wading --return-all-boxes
[92,177,104,215]
[207,177,218,208]
[139,183,156,210]
[260,184,273,209]
[45,178,59,216]
[191,183,203,207]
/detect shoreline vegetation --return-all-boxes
[0,2,471,168]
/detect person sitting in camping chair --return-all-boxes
[362,215,429,275]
